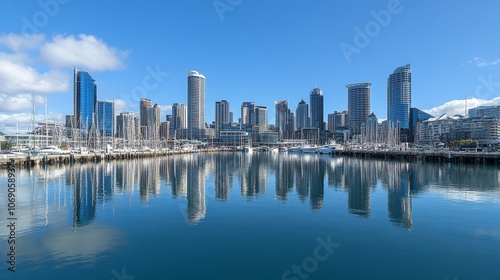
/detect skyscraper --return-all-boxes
[296,99,309,129]
[171,103,188,133]
[387,64,411,129]
[96,101,114,137]
[74,67,97,131]
[187,70,206,138]
[254,106,268,127]
[275,100,294,139]
[140,98,152,138]
[241,102,256,126]
[310,88,324,131]
[148,104,161,142]
[347,83,371,136]
[215,100,230,137]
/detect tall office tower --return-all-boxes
[255,106,268,126]
[347,83,371,136]
[275,100,294,139]
[215,100,230,137]
[96,101,114,137]
[74,67,97,131]
[140,98,152,139]
[148,103,161,142]
[116,112,138,141]
[296,99,309,129]
[229,112,234,124]
[310,88,324,131]
[387,64,411,129]
[160,121,170,140]
[241,102,256,126]
[364,112,378,143]
[187,70,206,138]
[171,103,188,134]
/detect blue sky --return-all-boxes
[1,0,500,133]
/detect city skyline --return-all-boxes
[1,1,500,134]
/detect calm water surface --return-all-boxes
[1,152,499,280]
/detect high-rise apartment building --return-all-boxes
[74,67,97,131]
[140,98,152,138]
[215,100,230,137]
[347,83,371,136]
[241,102,256,126]
[187,70,206,138]
[296,99,309,130]
[96,101,114,137]
[254,106,268,127]
[275,100,294,139]
[310,88,324,131]
[387,64,411,129]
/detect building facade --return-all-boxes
[296,99,309,130]
[310,88,324,131]
[387,64,411,129]
[347,83,371,137]
[275,100,295,139]
[215,100,230,137]
[74,67,97,131]
[187,70,206,139]
[96,101,114,137]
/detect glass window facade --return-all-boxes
[75,69,97,131]
[97,101,114,137]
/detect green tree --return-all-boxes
[1,141,12,150]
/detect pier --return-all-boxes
[0,147,241,169]
[341,149,500,164]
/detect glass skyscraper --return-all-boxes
[347,83,371,136]
[74,67,97,131]
[97,101,114,137]
[310,88,324,131]
[296,99,309,130]
[387,64,411,129]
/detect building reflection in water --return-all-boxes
[71,165,97,227]
[187,154,206,224]
[40,152,498,230]
[345,158,377,218]
[381,162,413,229]
[240,153,268,199]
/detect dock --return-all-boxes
[0,147,241,169]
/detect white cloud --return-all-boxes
[424,96,500,117]
[0,60,69,94]
[40,34,128,71]
[0,93,45,112]
[0,33,45,52]
[113,98,135,114]
[160,104,172,116]
[469,57,500,67]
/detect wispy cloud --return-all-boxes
[424,96,500,117]
[469,57,500,67]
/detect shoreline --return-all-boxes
[1,148,500,169]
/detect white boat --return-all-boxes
[288,146,302,153]
[279,147,288,152]
[318,143,344,154]
[38,145,70,155]
[244,146,253,153]
[301,145,318,153]
[271,147,279,153]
